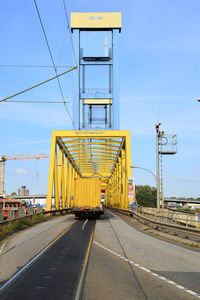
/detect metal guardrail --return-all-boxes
[137,207,200,229]
[111,208,200,240]
[0,208,72,226]
[0,206,42,223]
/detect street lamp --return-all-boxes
[131,124,177,211]
[130,165,157,181]
[130,165,157,210]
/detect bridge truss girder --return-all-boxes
[46,130,132,211]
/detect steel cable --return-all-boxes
[33,0,76,129]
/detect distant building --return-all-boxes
[18,186,29,197]
[11,192,17,198]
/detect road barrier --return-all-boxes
[0,208,71,227]
[110,207,200,241]
[136,207,200,229]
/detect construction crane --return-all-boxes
[0,154,48,197]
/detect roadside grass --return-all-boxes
[0,214,46,240]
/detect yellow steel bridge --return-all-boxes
[46,130,132,211]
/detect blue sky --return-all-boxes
[1,0,200,197]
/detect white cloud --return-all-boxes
[15,168,28,175]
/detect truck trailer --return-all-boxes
[72,178,104,218]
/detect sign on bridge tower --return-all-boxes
[71,12,121,130]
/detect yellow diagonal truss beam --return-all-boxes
[47,130,132,211]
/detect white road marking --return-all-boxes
[82,219,88,231]
[0,242,6,255]
[167,280,176,284]
[94,241,200,299]
[0,227,70,294]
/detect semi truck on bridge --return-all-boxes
[72,178,104,218]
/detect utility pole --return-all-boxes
[155,123,177,210]
[155,123,161,210]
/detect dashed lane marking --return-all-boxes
[0,243,6,256]
[0,227,71,294]
[94,241,200,299]
[82,219,88,231]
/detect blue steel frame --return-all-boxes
[71,26,120,130]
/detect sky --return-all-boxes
[1,0,200,197]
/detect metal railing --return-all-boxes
[136,207,200,229]
[110,207,200,241]
[0,208,71,226]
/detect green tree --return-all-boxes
[135,185,157,207]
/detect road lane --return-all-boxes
[1,219,95,300]
[82,211,200,300]
[0,215,76,283]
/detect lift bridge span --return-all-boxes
[46,13,134,212]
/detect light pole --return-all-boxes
[130,166,157,181]
[130,165,157,209]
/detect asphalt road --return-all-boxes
[0,219,95,300]
[1,211,199,300]
[82,211,200,300]
[0,215,76,283]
